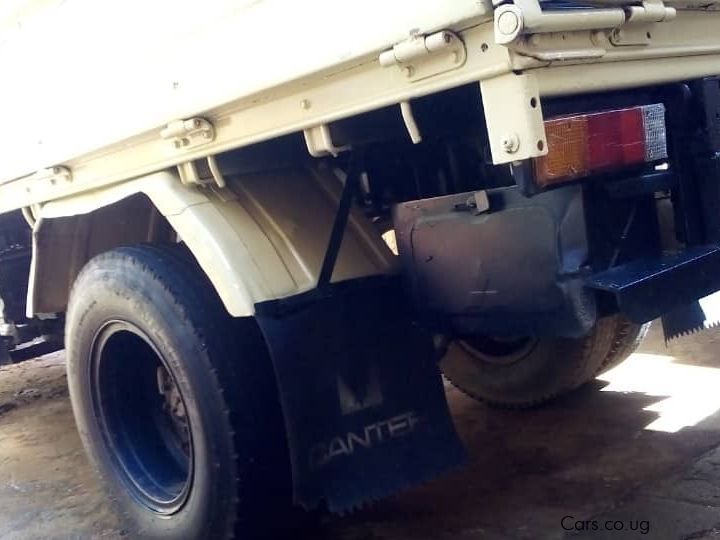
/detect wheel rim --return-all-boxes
[459,335,538,365]
[90,321,194,515]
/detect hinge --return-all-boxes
[625,0,676,24]
[378,30,466,82]
[610,0,676,45]
[494,0,675,46]
[161,117,215,151]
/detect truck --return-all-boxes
[2,0,720,538]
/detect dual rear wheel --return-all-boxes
[441,315,650,408]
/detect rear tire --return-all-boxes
[441,315,649,408]
[596,316,651,375]
[66,244,293,539]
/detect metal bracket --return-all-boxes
[513,32,608,61]
[32,166,72,185]
[177,155,226,188]
[378,30,467,82]
[609,0,675,46]
[480,73,547,165]
[609,26,652,46]
[304,124,349,158]
[161,117,215,151]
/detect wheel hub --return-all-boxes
[157,366,191,456]
[91,322,194,515]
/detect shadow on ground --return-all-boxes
[1,324,720,539]
[322,325,720,540]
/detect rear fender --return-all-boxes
[28,167,396,317]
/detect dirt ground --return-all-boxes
[2,324,720,540]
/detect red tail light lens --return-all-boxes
[534,104,668,187]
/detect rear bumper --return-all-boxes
[585,245,720,323]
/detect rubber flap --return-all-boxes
[255,277,465,512]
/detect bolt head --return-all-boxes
[497,11,520,36]
[501,133,520,153]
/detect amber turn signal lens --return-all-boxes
[534,104,667,188]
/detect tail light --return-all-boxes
[534,104,668,188]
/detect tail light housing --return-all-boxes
[534,104,668,188]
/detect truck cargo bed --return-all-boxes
[0,1,719,214]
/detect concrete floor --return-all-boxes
[1,324,720,539]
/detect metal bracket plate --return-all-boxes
[177,155,226,188]
[24,166,73,196]
[378,31,467,83]
[32,166,72,185]
[512,32,608,61]
[161,117,215,151]
[480,73,547,165]
[609,25,653,46]
[304,124,349,157]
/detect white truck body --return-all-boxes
[0,0,489,184]
[0,0,718,320]
[0,1,718,213]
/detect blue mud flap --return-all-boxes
[255,276,466,513]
